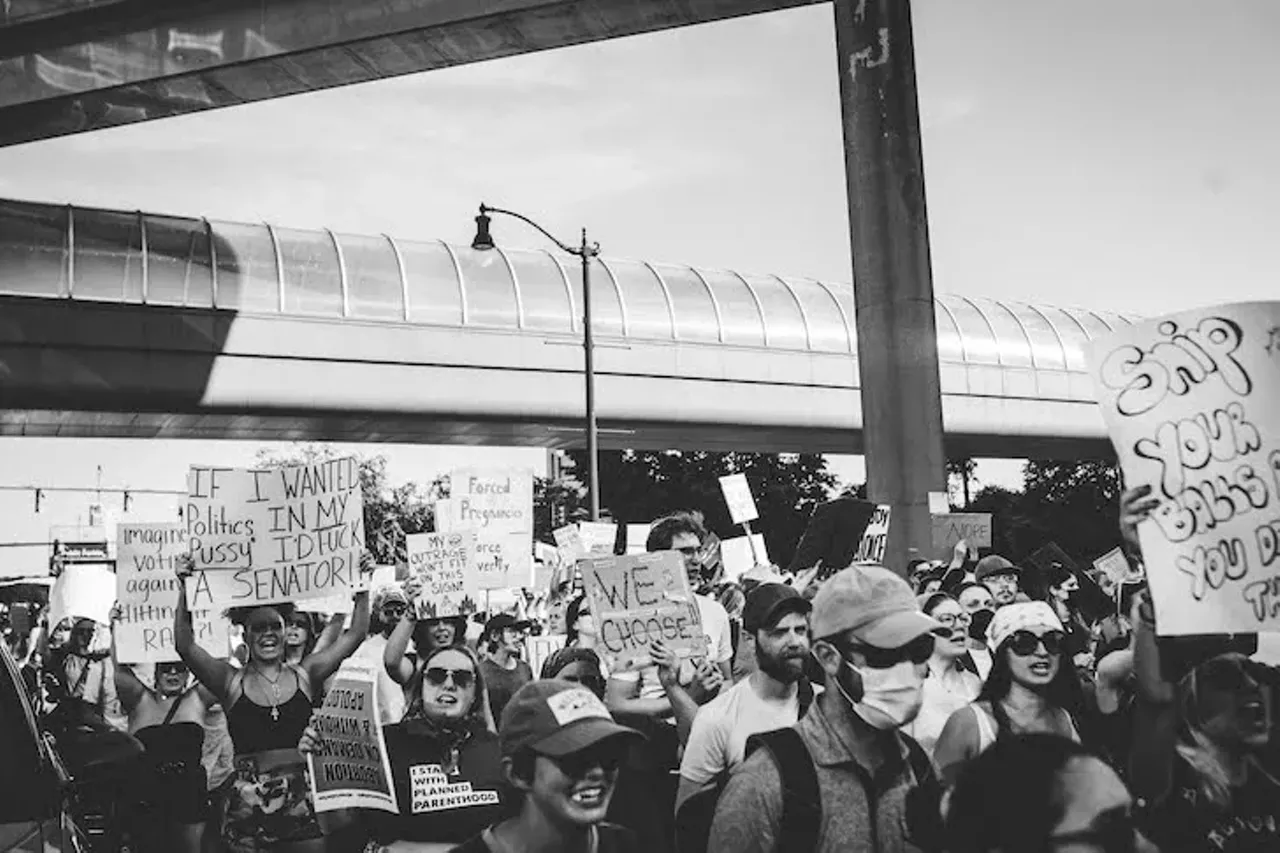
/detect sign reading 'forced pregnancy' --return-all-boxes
[185,457,367,609]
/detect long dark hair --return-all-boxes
[945,734,1106,853]
[564,595,588,647]
[979,637,1087,737]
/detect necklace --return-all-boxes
[251,663,284,722]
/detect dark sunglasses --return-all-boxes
[844,634,935,669]
[548,744,625,778]
[247,621,283,634]
[1007,630,1065,657]
[155,664,188,675]
[424,667,476,689]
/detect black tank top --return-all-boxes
[135,722,205,768]
[226,665,313,755]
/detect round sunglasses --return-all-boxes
[1006,630,1065,657]
[424,666,476,689]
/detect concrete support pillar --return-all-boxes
[833,0,947,574]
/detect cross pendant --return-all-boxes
[271,707,280,722]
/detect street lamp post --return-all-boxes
[471,204,602,521]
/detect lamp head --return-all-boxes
[471,206,495,251]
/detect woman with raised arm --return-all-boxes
[108,605,219,853]
[173,552,374,853]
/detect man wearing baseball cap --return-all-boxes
[451,679,644,853]
[709,566,945,853]
[480,613,534,721]
[975,556,1022,608]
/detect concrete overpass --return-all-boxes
[0,197,1130,457]
[0,0,826,147]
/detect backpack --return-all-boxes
[682,723,944,853]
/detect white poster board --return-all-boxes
[578,522,618,556]
[1092,547,1134,589]
[1087,301,1280,634]
[406,532,481,618]
[718,474,759,525]
[184,459,368,610]
[720,535,770,582]
[854,504,892,563]
[625,524,650,555]
[116,523,229,663]
[446,469,534,589]
[48,563,116,629]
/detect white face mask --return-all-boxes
[834,658,925,730]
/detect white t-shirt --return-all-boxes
[679,677,801,785]
[344,634,407,724]
[611,594,735,701]
[904,659,982,757]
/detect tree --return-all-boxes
[255,445,443,564]
[561,449,836,568]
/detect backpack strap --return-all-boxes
[745,728,820,853]
[796,678,815,719]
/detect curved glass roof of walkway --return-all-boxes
[0,199,1137,372]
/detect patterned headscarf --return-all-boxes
[986,601,1064,651]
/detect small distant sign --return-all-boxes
[854,505,891,563]
[718,474,759,526]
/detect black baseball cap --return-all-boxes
[743,583,811,635]
[485,613,533,635]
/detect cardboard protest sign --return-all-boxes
[115,523,229,663]
[854,505,892,563]
[579,522,618,556]
[48,562,116,629]
[718,474,759,525]
[446,469,534,589]
[1087,302,1280,634]
[580,551,706,673]
[720,535,770,582]
[553,524,587,563]
[306,661,398,814]
[931,513,993,552]
[185,459,367,610]
[406,532,480,618]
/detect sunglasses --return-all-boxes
[548,743,625,778]
[843,634,935,669]
[424,667,476,689]
[247,621,283,634]
[1007,630,1065,657]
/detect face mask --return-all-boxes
[968,609,994,642]
[832,656,925,730]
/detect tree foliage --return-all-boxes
[560,449,836,568]
[967,459,1123,565]
[255,445,443,564]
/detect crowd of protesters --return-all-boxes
[5,484,1278,853]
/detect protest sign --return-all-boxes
[718,474,759,525]
[1092,548,1134,589]
[720,535,770,581]
[1087,302,1280,634]
[579,522,618,556]
[931,513,993,553]
[115,523,229,663]
[580,551,706,673]
[48,562,115,629]
[553,524,587,563]
[307,660,398,813]
[533,542,558,592]
[446,469,534,589]
[185,458,367,610]
[928,492,951,514]
[625,524,650,555]
[406,532,480,618]
[433,500,454,533]
[854,505,892,563]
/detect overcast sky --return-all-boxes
[1,1,1278,574]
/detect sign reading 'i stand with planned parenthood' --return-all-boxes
[1087,302,1280,635]
[185,458,367,610]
